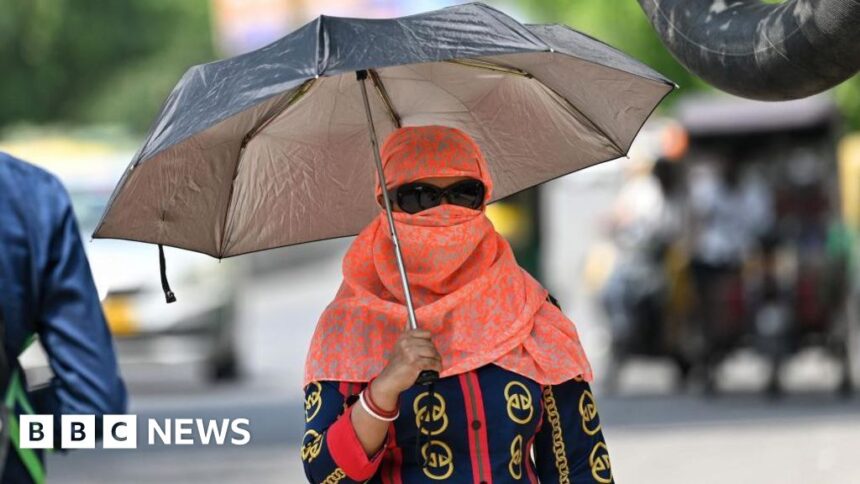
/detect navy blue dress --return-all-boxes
[302,364,612,483]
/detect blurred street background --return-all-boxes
[2,0,860,483]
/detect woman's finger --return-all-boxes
[405,335,437,349]
[407,345,442,360]
[404,337,438,349]
[404,329,432,340]
[408,348,442,361]
[416,356,443,372]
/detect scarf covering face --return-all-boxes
[304,125,593,385]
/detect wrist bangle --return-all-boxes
[365,379,400,418]
[359,390,399,422]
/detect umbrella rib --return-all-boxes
[536,80,625,155]
[221,78,317,256]
[447,58,625,156]
[445,58,532,78]
[368,69,401,129]
[241,79,317,147]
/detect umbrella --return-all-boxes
[94,2,675,381]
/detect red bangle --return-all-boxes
[365,378,399,418]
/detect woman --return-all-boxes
[302,125,612,483]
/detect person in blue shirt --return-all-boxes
[0,152,127,483]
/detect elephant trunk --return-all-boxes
[637,0,860,100]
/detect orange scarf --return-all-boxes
[304,125,592,385]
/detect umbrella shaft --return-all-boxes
[357,70,419,331]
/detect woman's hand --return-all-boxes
[371,329,442,408]
[350,329,441,456]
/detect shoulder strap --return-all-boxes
[0,309,45,483]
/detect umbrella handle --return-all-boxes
[416,370,439,385]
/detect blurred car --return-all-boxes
[2,132,243,382]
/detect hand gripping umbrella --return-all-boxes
[94,2,675,384]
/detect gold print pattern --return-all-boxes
[301,430,324,463]
[589,442,613,483]
[413,391,449,436]
[321,468,346,484]
[504,381,534,424]
[305,382,322,423]
[508,434,523,479]
[542,386,570,484]
[421,440,455,480]
[579,390,601,436]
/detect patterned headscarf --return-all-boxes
[305,125,592,385]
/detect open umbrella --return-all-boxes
[94,2,675,382]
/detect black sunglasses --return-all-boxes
[389,179,486,214]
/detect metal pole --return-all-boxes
[357,70,437,385]
[356,70,419,331]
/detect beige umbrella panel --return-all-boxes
[96,53,672,258]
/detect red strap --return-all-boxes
[338,382,352,397]
[459,371,493,484]
[380,423,403,484]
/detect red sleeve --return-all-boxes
[325,404,394,481]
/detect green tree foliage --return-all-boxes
[0,0,214,132]
[836,77,860,130]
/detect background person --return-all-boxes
[687,157,774,390]
[0,152,127,483]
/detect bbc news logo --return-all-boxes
[19,415,251,449]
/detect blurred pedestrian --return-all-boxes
[687,157,774,390]
[302,126,612,483]
[0,152,127,483]
[600,156,689,390]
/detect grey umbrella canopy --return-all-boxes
[94,2,675,259]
